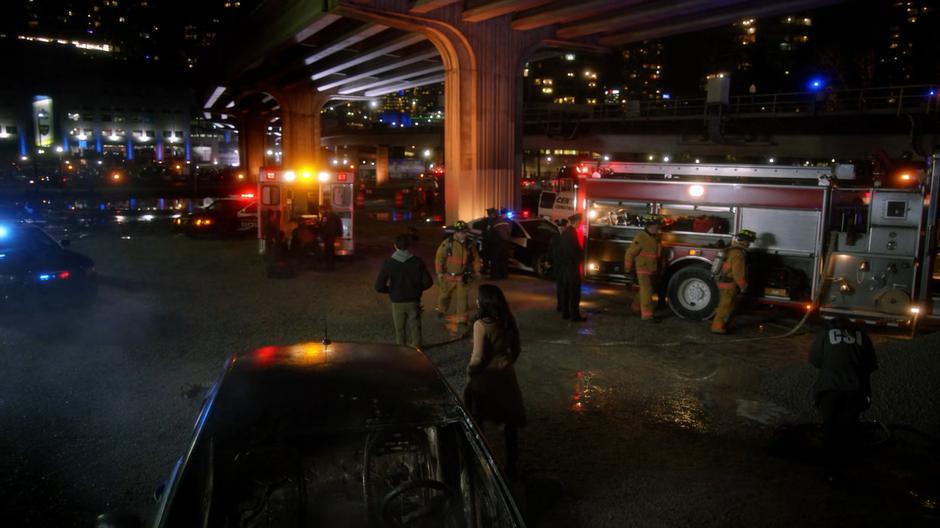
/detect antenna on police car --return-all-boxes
[322,318,331,345]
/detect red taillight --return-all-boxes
[58,271,70,280]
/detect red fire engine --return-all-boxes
[574,156,940,325]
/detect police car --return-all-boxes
[461,213,560,279]
[0,222,97,307]
[173,196,257,236]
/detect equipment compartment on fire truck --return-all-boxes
[577,157,940,325]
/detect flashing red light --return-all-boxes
[255,346,277,364]
[264,170,277,181]
[336,172,348,182]
[521,210,531,218]
[240,193,255,199]
[58,271,71,280]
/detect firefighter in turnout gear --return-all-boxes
[623,214,663,321]
[436,220,481,335]
[711,229,756,334]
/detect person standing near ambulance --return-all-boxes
[436,221,481,336]
[623,214,664,322]
[710,229,756,334]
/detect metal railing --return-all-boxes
[522,84,939,124]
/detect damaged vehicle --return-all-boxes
[102,341,525,527]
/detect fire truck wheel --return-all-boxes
[667,266,719,320]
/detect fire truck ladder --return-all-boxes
[592,161,856,183]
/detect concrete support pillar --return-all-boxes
[238,113,269,181]
[333,5,551,223]
[276,85,328,171]
[376,145,390,186]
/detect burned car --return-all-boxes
[111,341,525,527]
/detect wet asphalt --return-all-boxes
[0,218,938,527]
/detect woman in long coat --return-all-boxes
[464,284,526,478]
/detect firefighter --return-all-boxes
[711,229,756,334]
[623,214,664,322]
[436,220,481,336]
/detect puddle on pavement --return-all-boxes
[735,399,795,426]
[569,370,713,432]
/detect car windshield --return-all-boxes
[205,200,243,212]
[0,225,59,253]
[519,219,557,242]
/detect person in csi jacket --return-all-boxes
[464,283,526,479]
[375,233,434,348]
[809,316,878,481]
[554,213,585,321]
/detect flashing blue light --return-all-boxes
[930,89,937,97]
[127,136,134,160]
[19,132,28,156]
[96,131,103,153]
[185,135,191,161]
[808,77,825,92]
[662,93,672,100]
[39,273,53,281]
[0,226,9,238]
[506,211,514,219]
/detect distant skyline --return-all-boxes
[2,0,937,105]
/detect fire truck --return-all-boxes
[576,156,940,325]
[256,167,355,255]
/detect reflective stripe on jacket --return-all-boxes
[719,247,748,290]
[624,230,661,275]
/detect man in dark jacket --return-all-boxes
[552,214,585,321]
[809,316,878,479]
[480,207,498,275]
[375,233,434,348]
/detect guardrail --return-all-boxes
[522,84,939,124]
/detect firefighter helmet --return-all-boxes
[452,220,468,232]
[735,229,757,242]
[639,214,663,226]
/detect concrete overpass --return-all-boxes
[210,0,846,221]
